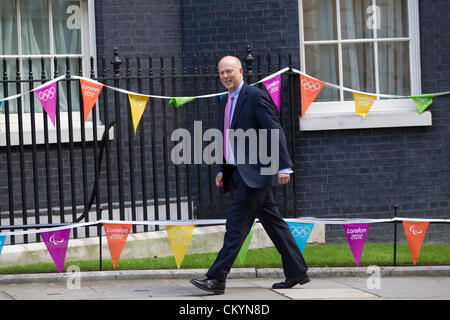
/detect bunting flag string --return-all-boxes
[1,68,449,122]
[353,92,377,119]
[411,94,435,114]
[40,228,71,273]
[80,78,103,122]
[0,235,6,256]
[300,74,324,116]
[287,222,314,253]
[128,94,149,133]
[166,225,195,269]
[402,220,429,265]
[103,223,132,268]
[342,223,370,267]
[34,81,58,126]
[0,217,448,271]
[1,217,448,237]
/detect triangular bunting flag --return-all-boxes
[411,94,434,114]
[353,92,376,118]
[166,225,195,269]
[128,94,149,134]
[402,221,429,265]
[103,223,132,268]
[300,74,324,116]
[237,222,256,265]
[80,79,103,122]
[0,99,3,110]
[34,82,58,126]
[263,74,281,113]
[0,235,6,256]
[287,222,314,253]
[342,223,370,267]
[168,97,196,108]
[40,228,71,272]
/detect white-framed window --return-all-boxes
[0,0,100,145]
[298,0,431,131]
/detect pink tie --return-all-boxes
[223,94,233,161]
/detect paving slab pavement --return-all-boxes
[0,267,449,301]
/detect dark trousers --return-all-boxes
[206,167,308,282]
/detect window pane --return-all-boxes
[303,0,337,41]
[52,0,81,54]
[21,0,50,55]
[342,43,376,100]
[378,41,410,96]
[340,0,373,39]
[377,0,408,38]
[305,44,340,102]
[0,0,18,55]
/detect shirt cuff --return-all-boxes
[278,168,293,174]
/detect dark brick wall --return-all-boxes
[95,0,183,57]
[181,0,450,243]
[182,0,300,66]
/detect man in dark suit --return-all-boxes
[190,56,309,295]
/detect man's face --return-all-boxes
[218,57,243,93]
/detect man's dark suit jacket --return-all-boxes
[220,82,294,192]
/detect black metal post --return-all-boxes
[111,48,125,220]
[393,204,399,266]
[98,222,103,271]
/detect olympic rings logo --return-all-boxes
[301,79,321,92]
[38,87,56,102]
[289,226,312,238]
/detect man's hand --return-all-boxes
[216,172,224,188]
[278,173,290,185]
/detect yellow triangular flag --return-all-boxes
[128,94,149,134]
[353,92,376,118]
[166,225,195,269]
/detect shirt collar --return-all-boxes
[229,81,244,99]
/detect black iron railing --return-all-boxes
[0,45,302,244]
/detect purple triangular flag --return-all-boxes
[40,228,71,272]
[34,82,57,126]
[263,74,281,113]
[342,223,370,267]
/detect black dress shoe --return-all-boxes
[272,272,310,289]
[190,278,226,295]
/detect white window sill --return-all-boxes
[300,111,432,131]
[0,122,114,146]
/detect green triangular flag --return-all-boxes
[411,94,434,114]
[168,97,196,108]
[237,222,256,265]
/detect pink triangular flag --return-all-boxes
[263,74,281,113]
[40,228,71,272]
[343,223,370,267]
[34,82,58,126]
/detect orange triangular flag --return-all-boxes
[300,74,324,116]
[402,220,429,265]
[103,223,132,268]
[80,79,103,122]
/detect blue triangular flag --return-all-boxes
[0,235,6,255]
[0,99,3,110]
[287,222,314,253]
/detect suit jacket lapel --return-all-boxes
[230,83,247,129]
